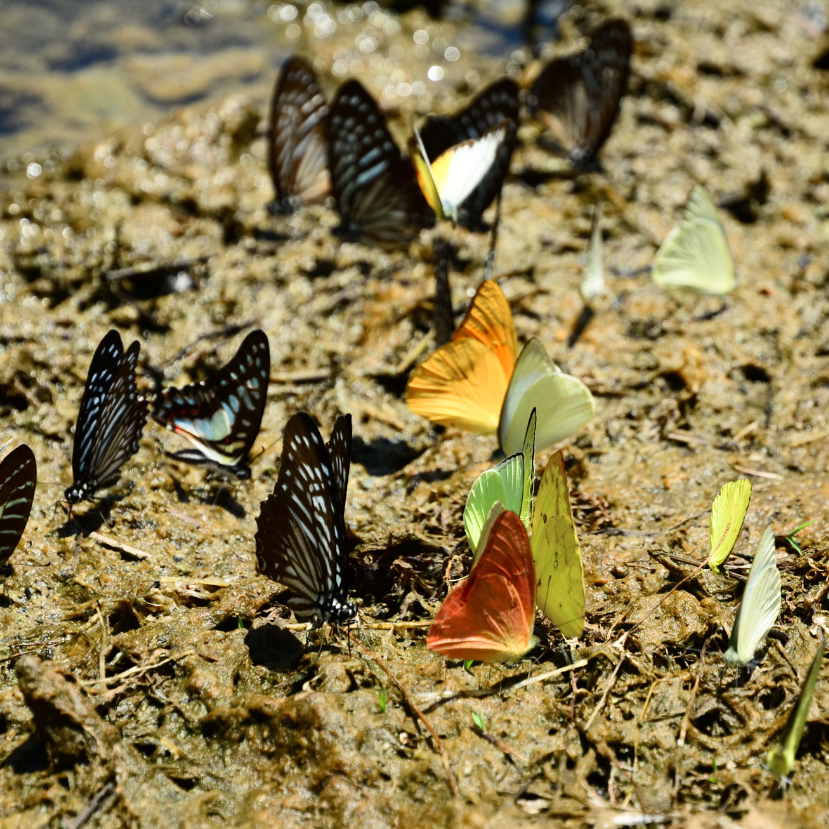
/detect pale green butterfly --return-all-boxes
[767,631,826,779]
[652,185,735,295]
[580,201,605,302]
[724,525,781,666]
[464,409,536,554]
[709,479,752,572]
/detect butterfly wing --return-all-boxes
[580,201,605,301]
[326,413,352,513]
[709,479,752,571]
[269,55,330,209]
[83,341,148,492]
[529,19,632,170]
[255,412,355,624]
[768,631,826,778]
[428,509,536,663]
[152,330,270,472]
[652,186,735,294]
[520,408,537,532]
[328,79,433,243]
[419,78,519,225]
[725,526,781,665]
[406,281,517,435]
[0,445,36,565]
[531,451,585,637]
[68,333,148,502]
[425,120,513,222]
[464,455,522,553]
[499,339,595,454]
[71,330,124,483]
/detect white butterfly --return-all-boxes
[652,185,735,295]
[580,201,605,301]
[724,525,781,666]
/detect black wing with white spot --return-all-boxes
[419,78,519,226]
[255,412,356,625]
[151,330,270,479]
[328,79,433,243]
[529,18,632,171]
[269,55,331,211]
[0,444,36,566]
[66,330,148,504]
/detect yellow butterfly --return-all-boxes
[652,185,735,295]
[405,281,595,455]
[531,451,585,637]
[709,479,752,572]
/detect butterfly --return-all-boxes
[708,479,752,572]
[269,55,331,212]
[411,119,513,224]
[767,630,826,780]
[531,451,585,638]
[724,526,781,666]
[328,79,433,243]
[406,280,595,455]
[65,330,148,504]
[580,201,605,301]
[0,444,36,569]
[152,330,270,480]
[255,412,356,625]
[427,505,537,663]
[652,185,736,294]
[413,78,520,226]
[529,18,632,171]
[464,409,535,553]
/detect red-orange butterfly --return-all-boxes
[427,507,537,663]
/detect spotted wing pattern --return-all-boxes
[269,55,331,211]
[152,330,270,479]
[255,412,356,625]
[328,79,433,243]
[66,330,148,504]
[0,445,36,566]
[529,19,632,171]
[419,78,520,225]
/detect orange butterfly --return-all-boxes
[427,506,537,663]
[406,281,595,454]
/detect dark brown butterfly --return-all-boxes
[269,55,331,212]
[417,78,520,227]
[328,79,433,243]
[529,19,632,171]
[255,412,356,625]
[0,444,36,569]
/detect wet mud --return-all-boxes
[2,0,829,826]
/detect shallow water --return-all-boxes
[0,0,537,162]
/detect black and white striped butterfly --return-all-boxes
[65,331,148,504]
[255,412,356,625]
[0,443,36,569]
[416,78,519,227]
[529,18,632,171]
[328,79,433,243]
[269,55,331,213]
[152,330,270,480]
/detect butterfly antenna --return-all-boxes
[483,194,503,281]
[432,237,454,346]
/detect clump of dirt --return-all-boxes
[2,0,829,826]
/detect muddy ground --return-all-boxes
[2,0,829,826]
